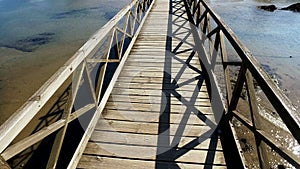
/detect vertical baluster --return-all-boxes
[219,30,232,106]
[229,63,246,111]
[207,13,214,61]
[192,0,196,18]
[131,1,139,36]
[245,70,270,169]
[84,61,98,106]
[196,1,201,27]
[95,28,116,104]
[46,62,85,169]
[118,11,131,59]
[210,28,220,71]
[199,0,203,18]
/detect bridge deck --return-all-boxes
[77,0,227,168]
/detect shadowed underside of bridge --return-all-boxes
[77,0,227,168]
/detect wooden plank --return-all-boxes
[116,76,203,83]
[124,58,199,64]
[101,108,214,125]
[106,102,212,114]
[111,84,208,92]
[122,62,198,68]
[103,106,213,116]
[105,99,211,108]
[94,119,214,137]
[112,86,208,93]
[131,45,195,50]
[124,57,200,63]
[118,71,201,78]
[120,66,202,72]
[78,155,227,169]
[104,104,212,115]
[111,82,207,91]
[90,130,222,150]
[83,142,225,165]
[108,93,210,103]
[118,68,201,75]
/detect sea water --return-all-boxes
[0,0,129,123]
[210,0,300,109]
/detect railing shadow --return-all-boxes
[155,0,223,168]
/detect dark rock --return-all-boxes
[1,32,55,52]
[52,7,102,19]
[52,9,88,19]
[281,3,300,12]
[257,5,277,12]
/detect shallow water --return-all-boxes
[210,0,300,108]
[0,0,299,124]
[0,0,129,124]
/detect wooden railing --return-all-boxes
[0,0,154,168]
[184,0,300,168]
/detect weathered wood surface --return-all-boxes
[77,0,226,168]
[0,156,10,169]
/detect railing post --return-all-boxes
[118,11,131,59]
[192,0,197,16]
[245,70,270,169]
[219,30,232,106]
[95,29,116,103]
[229,63,246,111]
[46,62,86,169]
[210,28,220,71]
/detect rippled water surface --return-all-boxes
[0,0,129,123]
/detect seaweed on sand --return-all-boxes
[1,32,55,52]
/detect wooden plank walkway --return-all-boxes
[77,0,226,168]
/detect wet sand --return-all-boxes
[0,41,80,124]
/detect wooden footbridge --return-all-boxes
[0,0,299,168]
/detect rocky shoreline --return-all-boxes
[258,3,300,12]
